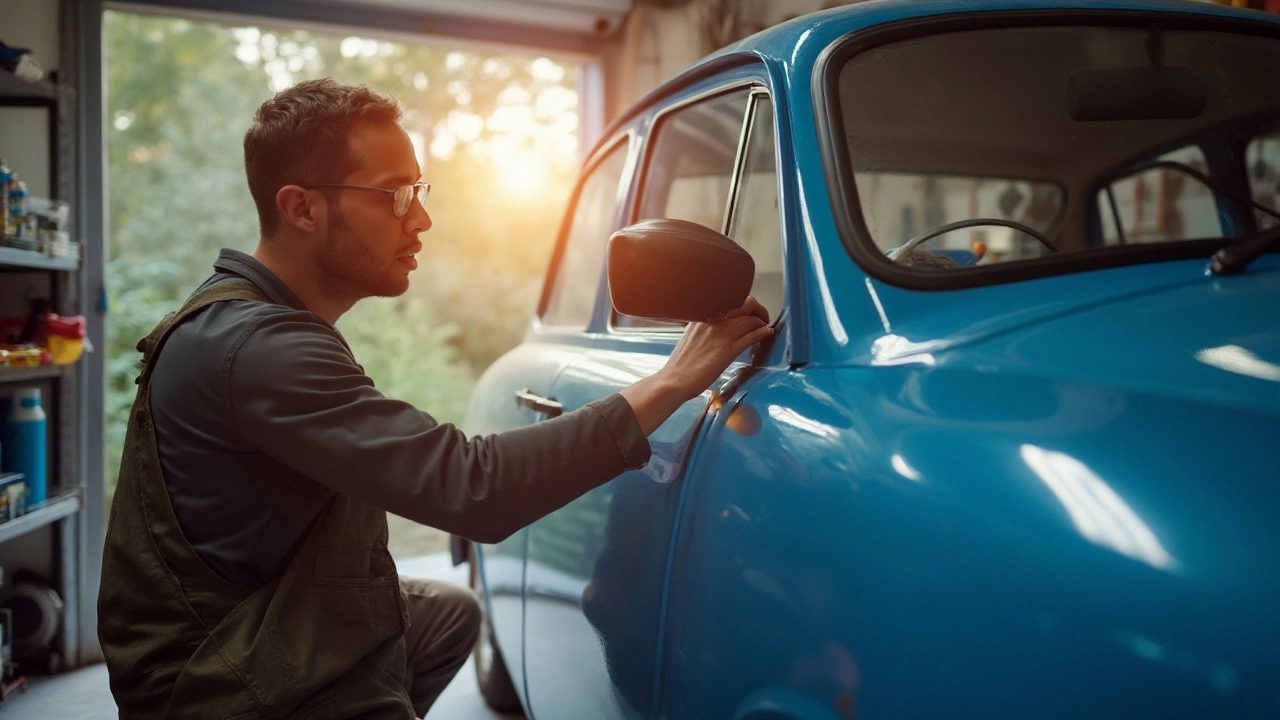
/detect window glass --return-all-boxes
[637,89,751,232]
[856,173,1063,264]
[1097,145,1220,245]
[727,95,785,319]
[835,25,1280,276]
[1246,131,1280,231]
[542,141,629,328]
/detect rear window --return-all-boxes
[832,22,1280,277]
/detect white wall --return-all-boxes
[0,0,60,198]
[0,0,60,70]
[608,0,849,114]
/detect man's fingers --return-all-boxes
[717,315,767,340]
[735,324,775,353]
[724,296,770,324]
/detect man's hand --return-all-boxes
[620,297,773,435]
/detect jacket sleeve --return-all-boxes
[226,314,651,543]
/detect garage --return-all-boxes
[0,0,1277,718]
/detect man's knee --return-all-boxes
[402,579,481,658]
[440,583,481,653]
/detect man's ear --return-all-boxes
[276,185,323,233]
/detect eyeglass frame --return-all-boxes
[303,181,431,218]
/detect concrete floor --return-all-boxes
[0,553,524,720]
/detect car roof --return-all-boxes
[595,0,1280,149]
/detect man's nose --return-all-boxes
[405,201,432,234]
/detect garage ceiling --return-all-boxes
[113,0,635,54]
[324,0,633,35]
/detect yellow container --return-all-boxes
[47,335,83,365]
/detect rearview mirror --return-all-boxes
[1067,66,1208,122]
[608,218,754,323]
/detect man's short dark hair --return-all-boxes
[244,77,403,236]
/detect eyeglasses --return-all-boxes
[305,182,431,218]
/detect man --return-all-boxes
[98,77,771,719]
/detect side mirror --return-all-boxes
[607,218,755,323]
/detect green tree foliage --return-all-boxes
[103,11,580,507]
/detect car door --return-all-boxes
[521,76,787,720]
[466,134,635,710]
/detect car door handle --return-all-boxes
[514,388,563,418]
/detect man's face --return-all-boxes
[318,121,431,300]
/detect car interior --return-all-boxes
[836,23,1280,269]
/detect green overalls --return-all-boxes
[99,280,415,719]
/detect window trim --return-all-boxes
[814,9,1280,292]
[536,132,634,330]
[612,79,768,335]
[1089,142,1217,248]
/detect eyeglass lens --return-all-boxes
[393,184,429,217]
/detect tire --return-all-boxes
[470,549,523,713]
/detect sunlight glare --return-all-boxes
[500,152,546,195]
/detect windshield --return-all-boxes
[834,23,1280,273]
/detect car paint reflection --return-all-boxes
[1021,444,1177,571]
[1195,344,1280,382]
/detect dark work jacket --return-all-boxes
[153,249,650,587]
[100,279,414,719]
[99,266,650,718]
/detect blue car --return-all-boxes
[460,1,1280,718]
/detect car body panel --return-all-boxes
[463,1,1280,718]
[523,347,731,720]
[465,341,587,708]
[662,358,1279,719]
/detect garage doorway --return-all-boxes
[102,7,585,561]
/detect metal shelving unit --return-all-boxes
[0,365,69,385]
[0,62,87,670]
[0,245,78,272]
[0,72,56,103]
[0,488,82,546]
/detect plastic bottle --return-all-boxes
[0,159,11,237]
[2,388,47,505]
[7,179,28,243]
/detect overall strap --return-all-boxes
[135,279,270,386]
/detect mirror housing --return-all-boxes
[608,218,754,323]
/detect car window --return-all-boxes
[637,89,750,231]
[1097,145,1220,245]
[856,173,1063,264]
[541,140,629,328]
[832,24,1280,279]
[726,94,785,320]
[618,87,752,330]
[1246,131,1280,231]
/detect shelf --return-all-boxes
[0,487,81,545]
[0,365,68,384]
[0,68,55,103]
[0,245,78,271]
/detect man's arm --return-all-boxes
[228,299,771,542]
[620,297,772,434]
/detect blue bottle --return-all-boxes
[2,387,47,505]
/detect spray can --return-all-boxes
[1,388,47,505]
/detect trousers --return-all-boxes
[400,577,483,717]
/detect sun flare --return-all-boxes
[500,152,547,194]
